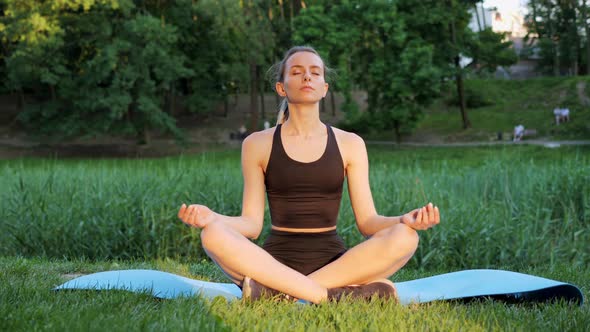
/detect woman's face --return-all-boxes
[276,51,329,105]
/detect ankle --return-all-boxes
[327,282,397,302]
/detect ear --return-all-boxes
[275,82,287,97]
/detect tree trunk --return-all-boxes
[454,60,470,129]
[330,89,336,116]
[259,67,265,120]
[553,41,560,76]
[394,120,401,143]
[571,2,580,75]
[224,95,229,118]
[449,9,470,129]
[168,87,176,116]
[474,4,482,32]
[582,0,590,75]
[482,3,487,29]
[530,0,539,35]
[249,62,259,132]
[546,4,560,76]
[142,124,151,146]
[17,90,25,112]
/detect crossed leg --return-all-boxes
[200,221,419,304]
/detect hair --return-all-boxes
[267,46,333,125]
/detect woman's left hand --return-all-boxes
[401,202,440,230]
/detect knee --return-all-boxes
[385,223,419,256]
[200,221,229,253]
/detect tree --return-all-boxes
[295,1,441,141]
[467,28,518,74]
[582,0,590,75]
[397,0,477,129]
[1,0,192,143]
[293,4,361,116]
[525,0,586,76]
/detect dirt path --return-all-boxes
[366,140,590,147]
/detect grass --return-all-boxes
[1,146,588,269]
[412,77,590,142]
[1,145,589,330]
[1,257,589,331]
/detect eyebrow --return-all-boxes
[289,65,322,70]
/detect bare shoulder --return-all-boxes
[241,127,276,164]
[332,127,366,152]
[331,127,367,167]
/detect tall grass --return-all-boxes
[1,146,588,271]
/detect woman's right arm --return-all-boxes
[178,132,268,240]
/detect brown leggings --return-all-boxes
[262,229,348,276]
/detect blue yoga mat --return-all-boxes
[54,269,583,305]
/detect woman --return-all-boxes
[178,46,440,303]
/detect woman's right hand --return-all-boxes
[178,204,216,229]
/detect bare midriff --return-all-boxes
[271,225,337,233]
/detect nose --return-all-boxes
[303,72,311,82]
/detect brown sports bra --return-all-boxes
[264,124,345,229]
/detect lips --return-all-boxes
[300,86,315,91]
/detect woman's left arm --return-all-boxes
[344,133,439,237]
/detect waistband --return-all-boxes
[269,228,338,237]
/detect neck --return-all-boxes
[283,103,323,137]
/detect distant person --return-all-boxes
[263,120,270,130]
[178,46,439,304]
[561,108,570,123]
[554,107,571,125]
[513,124,524,142]
[238,124,247,139]
[553,107,562,125]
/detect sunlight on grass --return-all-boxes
[1,146,589,330]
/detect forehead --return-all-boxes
[286,51,324,69]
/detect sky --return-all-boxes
[483,0,528,14]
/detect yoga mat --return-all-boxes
[54,269,584,305]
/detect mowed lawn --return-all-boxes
[1,145,589,331]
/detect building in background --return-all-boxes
[469,4,539,79]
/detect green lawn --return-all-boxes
[1,258,588,331]
[413,77,590,142]
[1,146,589,331]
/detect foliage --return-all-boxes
[467,28,518,73]
[445,82,494,108]
[1,0,192,142]
[293,4,360,114]
[0,0,527,141]
[295,1,442,141]
[525,0,589,75]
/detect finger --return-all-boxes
[423,204,431,223]
[178,204,186,218]
[416,208,424,225]
[180,205,192,221]
[430,203,436,222]
[424,204,434,229]
[407,209,418,223]
[434,206,440,224]
[408,209,420,228]
[417,209,427,229]
[427,203,435,223]
[187,206,197,224]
